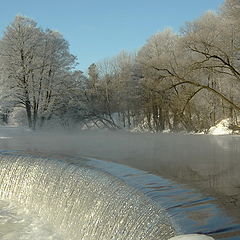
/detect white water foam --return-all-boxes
[0,200,62,240]
[0,154,176,240]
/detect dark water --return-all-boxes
[0,127,240,239]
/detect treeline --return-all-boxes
[0,0,240,132]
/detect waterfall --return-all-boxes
[0,154,176,240]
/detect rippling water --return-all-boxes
[0,200,61,240]
[83,157,240,240]
[0,127,239,239]
[0,153,176,240]
[0,152,239,239]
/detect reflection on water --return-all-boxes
[0,152,239,239]
[84,157,240,240]
[151,136,240,222]
[0,127,240,239]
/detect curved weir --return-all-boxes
[0,154,176,240]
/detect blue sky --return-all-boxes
[1,0,223,72]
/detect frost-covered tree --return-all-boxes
[0,16,77,129]
[180,10,240,122]
[135,6,240,132]
[221,0,240,22]
[136,29,190,131]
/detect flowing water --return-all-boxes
[0,153,176,240]
[0,127,240,239]
[84,157,240,239]
[0,199,61,240]
[0,152,239,239]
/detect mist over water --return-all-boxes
[1,128,240,198]
[0,126,240,239]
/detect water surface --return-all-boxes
[0,127,239,239]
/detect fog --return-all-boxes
[0,127,240,220]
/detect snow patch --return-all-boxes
[208,119,232,135]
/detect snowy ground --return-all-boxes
[208,118,239,135]
[131,118,240,136]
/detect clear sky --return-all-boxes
[1,0,224,72]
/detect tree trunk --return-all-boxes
[25,101,32,129]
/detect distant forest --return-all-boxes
[0,0,239,132]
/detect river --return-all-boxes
[0,127,239,239]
